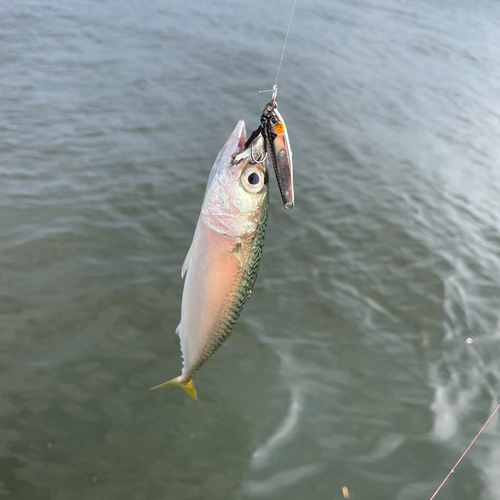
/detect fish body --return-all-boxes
[152,121,268,399]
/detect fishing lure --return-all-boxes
[246,85,294,210]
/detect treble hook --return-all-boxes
[250,141,268,164]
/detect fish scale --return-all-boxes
[190,211,268,376]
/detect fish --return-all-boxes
[152,120,269,399]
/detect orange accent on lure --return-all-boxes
[273,122,285,134]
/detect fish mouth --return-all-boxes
[214,121,247,170]
[229,120,247,156]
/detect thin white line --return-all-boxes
[274,0,298,89]
[429,403,500,500]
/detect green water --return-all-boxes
[2,0,500,499]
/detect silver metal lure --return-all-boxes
[246,86,294,210]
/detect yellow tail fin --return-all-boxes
[150,377,197,400]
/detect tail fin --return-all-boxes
[150,376,197,400]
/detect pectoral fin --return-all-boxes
[229,242,250,273]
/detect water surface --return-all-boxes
[1,0,500,499]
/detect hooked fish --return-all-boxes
[152,120,269,399]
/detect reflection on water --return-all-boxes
[1,0,500,499]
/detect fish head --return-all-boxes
[268,108,294,210]
[201,121,269,238]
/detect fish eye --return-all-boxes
[270,116,279,125]
[241,167,265,193]
[248,172,260,185]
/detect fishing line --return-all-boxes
[274,0,297,88]
[429,402,500,500]
[259,0,298,98]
